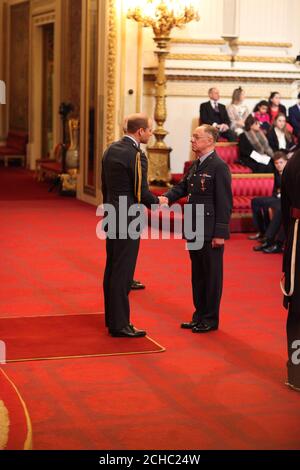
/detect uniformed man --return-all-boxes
[165,125,233,332]
[281,150,300,391]
[101,113,166,337]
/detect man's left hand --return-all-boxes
[212,238,225,248]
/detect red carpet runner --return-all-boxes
[1,167,300,450]
[0,314,164,362]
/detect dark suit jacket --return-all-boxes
[288,104,300,136]
[267,128,294,153]
[165,151,232,241]
[272,171,282,198]
[281,154,300,309]
[238,133,274,173]
[102,136,159,234]
[200,101,231,127]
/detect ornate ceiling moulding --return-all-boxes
[236,41,292,48]
[170,38,292,48]
[168,53,295,64]
[105,0,117,147]
[144,74,295,84]
[171,38,225,45]
[32,13,55,26]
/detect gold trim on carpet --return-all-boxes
[0,311,104,320]
[0,400,9,450]
[5,336,166,364]
[0,368,33,450]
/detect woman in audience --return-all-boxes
[227,87,250,136]
[267,113,294,154]
[253,100,271,132]
[268,91,287,123]
[239,114,274,173]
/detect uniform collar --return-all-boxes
[124,134,140,148]
[198,150,214,165]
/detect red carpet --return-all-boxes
[0,368,32,450]
[1,167,300,450]
[0,313,164,362]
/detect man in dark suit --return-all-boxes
[288,93,300,138]
[164,125,233,332]
[200,87,236,142]
[101,113,166,337]
[250,151,287,253]
[281,150,300,392]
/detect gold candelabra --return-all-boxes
[127,1,199,184]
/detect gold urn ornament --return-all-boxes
[66,118,80,170]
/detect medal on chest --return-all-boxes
[199,173,211,192]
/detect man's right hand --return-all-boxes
[158,196,169,206]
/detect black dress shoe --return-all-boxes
[192,322,218,333]
[253,241,271,252]
[248,232,264,241]
[181,320,198,329]
[263,243,283,254]
[131,279,145,290]
[109,325,146,337]
[285,381,300,392]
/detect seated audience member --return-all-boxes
[227,87,250,136]
[267,113,295,154]
[268,91,293,134]
[253,100,271,132]
[251,152,288,254]
[199,87,236,141]
[288,92,300,138]
[239,115,274,173]
[268,91,287,123]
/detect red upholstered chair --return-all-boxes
[36,144,63,181]
[215,144,239,165]
[0,130,28,167]
[232,175,274,214]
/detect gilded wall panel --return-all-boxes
[69,0,82,116]
[9,1,29,132]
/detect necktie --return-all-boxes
[214,101,219,112]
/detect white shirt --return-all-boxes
[275,128,287,149]
[198,150,214,165]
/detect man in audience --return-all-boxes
[288,92,300,139]
[200,87,236,142]
[250,152,288,253]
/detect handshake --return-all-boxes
[158,196,169,206]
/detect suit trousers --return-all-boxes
[189,242,224,327]
[103,236,140,330]
[251,196,277,234]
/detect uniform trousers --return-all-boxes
[103,237,140,331]
[189,241,224,327]
[286,238,300,387]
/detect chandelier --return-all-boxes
[126,0,200,183]
[126,0,200,38]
